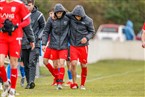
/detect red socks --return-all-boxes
[11,69,18,89]
[0,66,7,82]
[59,68,65,80]
[45,63,55,77]
[57,68,65,85]
[81,67,87,86]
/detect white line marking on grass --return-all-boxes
[87,69,144,82]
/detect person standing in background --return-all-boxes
[22,0,45,89]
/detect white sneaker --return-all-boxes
[56,84,63,90]
[1,82,10,97]
[8,89,15,97]
[80,85,86,90]
[0,83,3,90]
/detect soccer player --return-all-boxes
[67,5,95,90]
[42,8,57,86]
[42,3,70,90]
[22,0,45,89]
[0,0,35,96]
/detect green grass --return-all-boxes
[2,60,145,97]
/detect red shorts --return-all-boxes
[43,47,51,59]
[70,45,88,64]
[0,34,22,58]
[49,48,68,60]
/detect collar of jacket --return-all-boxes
[31,6,38,13]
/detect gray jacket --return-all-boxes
[42,3,69,50]
[67,5,95,46]
[30,6,45,48]
[22,24,35,49]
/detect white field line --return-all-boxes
[87,69,144,82]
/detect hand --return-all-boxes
[2,19,18,36]
[81,37,87,44]
[42,46,46,52]
[30,42,35,50]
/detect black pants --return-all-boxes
[22,47,40,84]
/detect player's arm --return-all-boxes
[81,19,95,44]
[42,17,52,52]
[19,16,31,28]
[85,19,95,41]
[19,3,31,28]
[23,24,35,43]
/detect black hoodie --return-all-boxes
[67,5,95,46]
[42,3,70,50]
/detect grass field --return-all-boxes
[1,60,144,97]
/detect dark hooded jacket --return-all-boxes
[30,6,46,48]
[67,5,95,46]
[42,3,70,50]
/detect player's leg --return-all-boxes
[9,56,19,97]
[28,47,40,89]
[57,59,65,90]
[44,58,55,77]
[70,46,79,89]
[7,36,22,97]
[0,54,10,97]
[52,60,58,86]
[65,46,73,86]
[79,46,88,90]
[70,60,78,89]
[80,64,87,90]
[0,71,3,91]
[56,49,67,90]
[65,61,72,86]
[6,64,11,82]
[43,47,56,83]
[0,40,10,97]
[19,61,25,87]
[21,49,31,89]
[0,79,3,91]
[50,49,59,87]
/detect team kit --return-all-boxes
[0,0,95,97]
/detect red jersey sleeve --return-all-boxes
[19,3,30,21]
[19,17,30,28]
[19,3,31,28]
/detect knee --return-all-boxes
[81,64,87,68]
[0,61,4,66]
[71,61,77,67]
[59,61,64,67]
[53,61,58,68]
[10,59,18,68]
[43,60,47,65]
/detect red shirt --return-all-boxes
[0,0,30,37]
